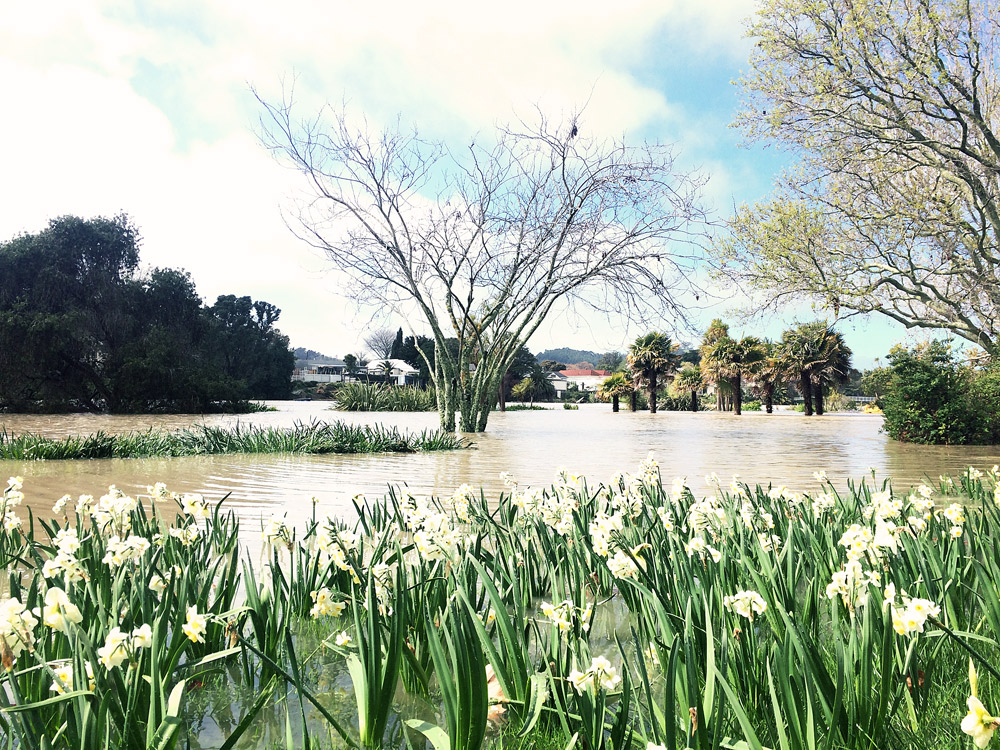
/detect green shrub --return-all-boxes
[881,342,985,444]
[741,399,762,411]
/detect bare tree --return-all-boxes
[721,0,1000,354]
[364,327,396,360]
[257,94,705,431]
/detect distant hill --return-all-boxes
[536,348,602,365]
[294,347,338,365]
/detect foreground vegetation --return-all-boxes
[2,462,1000,749]
[0,420,467,460]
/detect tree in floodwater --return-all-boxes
[671,363,703,413]
[598,372,633,413]
[257,96,705,431]
[627,332,680,414]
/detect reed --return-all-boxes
[0,419,468,460]
[332,383,436,412]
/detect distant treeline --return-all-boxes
[0,215,294,413]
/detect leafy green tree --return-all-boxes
[598,372,633,413]
[627,333,680,414]
[722,1,1000,353]
[0,215,294,412]
[595,351,626,372]
[861,367,892,405]
[207,296,295,400]
[882,342,983,444]
[498,346,537,412]
[671,363,703,413]
[808,325,853,415]
[511,367,556,405]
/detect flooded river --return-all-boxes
[3,401,998,534]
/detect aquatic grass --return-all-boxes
[332,383,436,412]
[0,420,469,461]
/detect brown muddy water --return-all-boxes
[2,401,998,536]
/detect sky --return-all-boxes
[0,0,921,368]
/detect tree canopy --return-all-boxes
[258,96,705,431]
[720,0,1000,353]
[0,215,294,412]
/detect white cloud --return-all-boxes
[0,0,759,357]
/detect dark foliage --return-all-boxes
[0,215,294,413]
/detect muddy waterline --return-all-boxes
[3,402,997,536]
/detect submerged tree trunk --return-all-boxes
[612,395,620,412]
[733,374,743,416]
[763,385,773,414]
[690,389,698,412]
[800,370,814,416]
[814,381,825,415]
[649,372,658,414]
[629,391,637,412]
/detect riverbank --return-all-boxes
[0,419,468,460]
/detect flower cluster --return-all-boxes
[98,623,153,670]
[568,655,620,694]
[309,587,346,619]
[882,583,940,637]
[724,590,767,620]
[539,599,592,634]
[0,597,39,659]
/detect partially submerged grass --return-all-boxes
[332,383,436,412]
[0,419,469,460]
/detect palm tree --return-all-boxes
[627,333,680,414]
[598,372,633,413]
[377,359,394,385]
[671,363,703,412]
[700,319,732,410]
[807,324,853,415]
[753,341,787,414]
[703,336,765,415]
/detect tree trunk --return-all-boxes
[764,386,773,414]
[814,380,825,416]
[733,374,742,416]
[690,389,698,412]
[629,391,637,412]
[612,394,619,412]
[716,386,723,411]
[800,370,813,416]
[649,372,658,414]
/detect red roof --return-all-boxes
[560,369,610,377]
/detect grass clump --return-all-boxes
[332,383,436,412]
[0,419,468,460]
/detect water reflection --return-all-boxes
[3,403,998,536]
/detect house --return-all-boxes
[365,359,420,386]
[292,359,347,383]
[546,371,568,397]
[559,369,611,392]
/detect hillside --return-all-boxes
[535,348,601,365]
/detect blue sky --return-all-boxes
[0,0,922,368]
